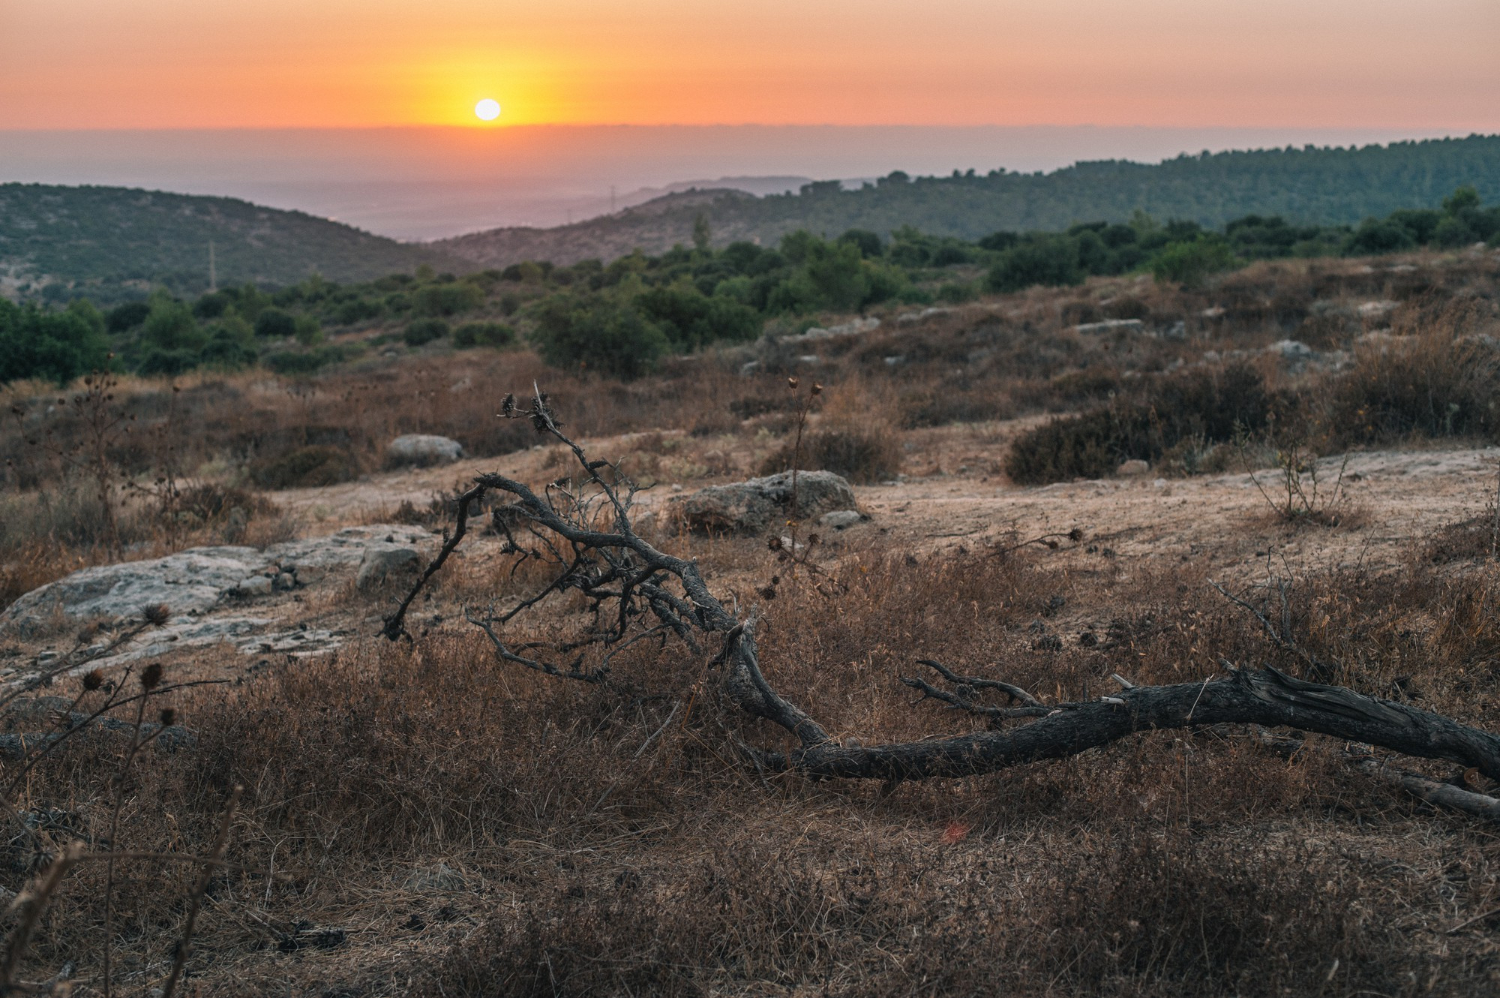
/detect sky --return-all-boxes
[2,0,1497,130]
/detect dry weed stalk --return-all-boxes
[384,388,1500,822]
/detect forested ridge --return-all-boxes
[440,135,1500,267]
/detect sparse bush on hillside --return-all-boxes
[404,318,450,346]
[1150,236,1237,287]
[1325,305,1500,446]
[1005,363,1272,484]
[529,294,670,380]
[248,443,360,489]
[452,321,516,349]
[986,236,1083,292]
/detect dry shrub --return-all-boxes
[248,443,360,489]
[758,378,903,484]
[1004,363,1272,485]
[1324,299,1500,447]
[1425,513,1500,563]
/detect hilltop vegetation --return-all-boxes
[0,184,463,306]
[439,134,1500,268]
[3,185,1497,386]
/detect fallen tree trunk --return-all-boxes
[385,388,1500,825]
[753,665,1500,783]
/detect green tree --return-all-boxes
[529,294,669,380]
[692,212,712,252]
[1149,237,1236,288]
[0,299,112,385]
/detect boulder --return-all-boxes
[0,547,262,637]
[1074,319,1144,335]
[1117,459,1150,477]
[356,547,422,590]
[679,471,857,535]
[0,525,434,644]
[386,434,463,467]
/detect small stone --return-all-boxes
[1118,459,1150,477]
[818,510,864,530]
[386,434,464,467]
[233,575,273,597]
[356,547,421,590]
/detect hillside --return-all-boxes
[0,183,466,305]
[437,134,1500,268]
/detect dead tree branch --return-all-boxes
[388,388,1500,823]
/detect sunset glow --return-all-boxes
[1,0,1496,130]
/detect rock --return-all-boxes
[784,316,880,343]
[1160,320,1187,341]
[1074,319,1144,335]
[356,547,421,590]
[1117,459,1150,477]
[386,434,464,467]
[0,524,433,658]
[232,575,273,597]
[895,307,952,326]
[818,509,865,530]
[1357,300,1399,319]
[0,547,263,637]
[1268,340,1317,370]
[679,471,858,535]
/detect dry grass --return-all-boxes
[6,252,1500,995]
[6,538,1500,995]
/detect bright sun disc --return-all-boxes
[474,98,501,121]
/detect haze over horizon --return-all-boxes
[1,125,1487,240]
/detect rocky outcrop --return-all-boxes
[0,526,434,660]
[678,471,857,535]
[386,434,464,467]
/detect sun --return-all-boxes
[474,98,501,121]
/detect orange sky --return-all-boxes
[2,0,1497,130]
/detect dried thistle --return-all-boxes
[767,537,783,551]
[500,393,516,417]
[143,603,171,627]
[82,670,103,692]
[141,663,163,690]
[159,708,176,727]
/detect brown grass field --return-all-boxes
[3,249,1500,996]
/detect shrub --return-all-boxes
[1325,315,1500,446]
[248,444,359,489]
[986,237,1082,292]
[758,427,901,484]
[0,299,112,385]
[253,307,298,339]
[1149,237,1236,287]
[263,346,345,374]
[529,295,669,380]
[404,318,450,346]
[452,321,516,349]
[412,281,484,317]
[1005,363,1271,484]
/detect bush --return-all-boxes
[986,237,1082,293]
[404,318,450,346]
[411,281,484,317]
[758,427,901,485]
[1325,316,1500,446]
[0,299,112,385]
[529,295,669,380]
[263,346,345,374]
[1005,364,1272,484]
[1149,237,1237,287]
[452,321,516,349]
[252,307,298,339]
[248,444,360,489]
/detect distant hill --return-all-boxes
[437,135,1500,268]
[0,184,465,305]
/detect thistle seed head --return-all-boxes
[141,663,163,690]
[143,603,171,627]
